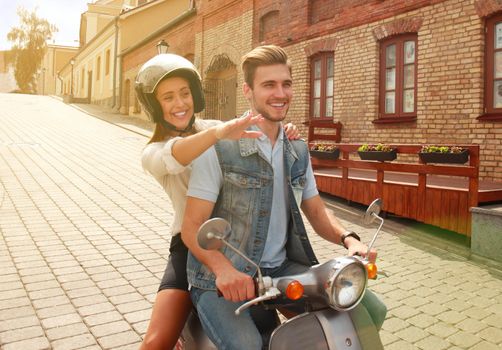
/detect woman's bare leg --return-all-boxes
[140,289,192,350]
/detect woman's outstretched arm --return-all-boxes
[171,112,263,166]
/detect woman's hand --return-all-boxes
[214,112,264,140]
[170,112,262,167]
[284,122,301,140]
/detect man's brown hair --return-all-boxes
[241,45,292,88]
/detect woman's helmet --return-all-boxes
[135,53,205,123]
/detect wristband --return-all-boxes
[341,231,361,249]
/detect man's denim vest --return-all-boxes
[187,131,319,290]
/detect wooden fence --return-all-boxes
[310,144,480,236]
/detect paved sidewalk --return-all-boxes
[1,93,501,349]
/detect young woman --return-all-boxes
[135,53,298,349]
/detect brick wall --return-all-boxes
[250,0,448,47]
[121,0,502,181]
[195,1,254,118]
[282,0,501,181]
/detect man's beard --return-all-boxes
[253,99,289,122]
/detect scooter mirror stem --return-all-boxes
[217,238,266,295]
[366,213,384,258]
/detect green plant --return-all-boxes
[7,7,58,93]
[358,144,369,152]
[420,145,464,154]
[358,143,392,152]
[310,143,337,152]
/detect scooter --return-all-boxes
[176,198,386,350]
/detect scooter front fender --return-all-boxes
[269,306,383,350]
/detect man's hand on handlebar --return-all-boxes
[215,266,256,302]
[345,237,377,263]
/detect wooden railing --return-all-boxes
[310,144,480,236]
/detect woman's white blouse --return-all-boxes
[141,119,221,235]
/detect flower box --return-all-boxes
[309,148,340,160]
[309,144,340,160]
[418,149,469,164]
[358,149,397,162]
[357,144,397,162]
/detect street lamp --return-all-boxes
[70,58,75,97]
[156,39,169,55]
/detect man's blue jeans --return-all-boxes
[190,260,386,350]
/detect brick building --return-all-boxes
[123,0,501,182]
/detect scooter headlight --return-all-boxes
[327,260,367,311]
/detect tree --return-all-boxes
[7,7,57,93]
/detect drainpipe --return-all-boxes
[112,16,119,109]
[117,53,123,114]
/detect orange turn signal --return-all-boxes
[285,280,304,300]
[366,263,378,280]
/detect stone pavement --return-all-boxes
[0,93,501,349]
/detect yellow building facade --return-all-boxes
[38,45,78,96]
[57,0,192,111]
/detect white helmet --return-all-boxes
[135,54,205,123]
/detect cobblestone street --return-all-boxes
[1,93,501,349]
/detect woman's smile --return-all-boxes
[155,76,194,129]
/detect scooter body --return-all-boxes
[178,300,383,350]
[270,306,382,350]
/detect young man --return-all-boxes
[181,45,386,349]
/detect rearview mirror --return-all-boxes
[197,218,231,250]
[363,198,382,226]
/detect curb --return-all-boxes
[71,103,152,138]
[54,96,152,138]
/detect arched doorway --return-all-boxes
[203,54,237,121]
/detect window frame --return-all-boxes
[481,14,502,121]
[309,52,334,121]
[378,34,418,123]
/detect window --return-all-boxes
[310,52,334,120]
[96,56,101,81]
[483,14,502,121]
[105,49,110,76]
[379,34,417,121]
[81,69,85,88]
